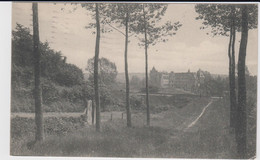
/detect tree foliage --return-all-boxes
[130,75,143,88]
[80,3,112,34]
[195,4,257,36]
[12,23,84,87]
[104,4,142,35]
[85,57,118,111]
[133,4,182,46]
[86,57,118,85]
[12,24,34,67]
[11,23,85,113]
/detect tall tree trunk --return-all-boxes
[32,2,44,142]
[94,3,101,131]
[231,23,237,129]
[228,23,233,128]
[230,7,237,130]
[237,5,248,158]
[124,10,132,127]
[143,4,150,126]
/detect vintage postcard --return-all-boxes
[10,2,258,159]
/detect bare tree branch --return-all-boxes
[107,23,126,36]
[129,33,135,37]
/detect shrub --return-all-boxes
[60,85,84,103]
[130,95,145,110]
[140,85,159,93]
[11,24,85,113]
[54,63,84,87]
[41,79,59,105]
[11,116,83,140]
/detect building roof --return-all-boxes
[174,72,196,80]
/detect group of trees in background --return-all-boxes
[195,4,257,158]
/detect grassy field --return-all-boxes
[10,97,255,158]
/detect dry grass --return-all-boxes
[10,97,255,158]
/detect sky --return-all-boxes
[12,2,258,75]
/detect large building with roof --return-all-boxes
[150,67,205,92]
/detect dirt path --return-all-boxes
[170,97,237,158]
[147,97,212,130]
[184,99,213,131]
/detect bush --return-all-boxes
[11,116,83,140]
[60,85,84,103]
[11,65,34,89]
[11,24,85,113]
[130,95,145,110]
[11,117,35,140]
[44,117,82,136]
[140,85,159,93]
[42,79,59,105]
[54,63,84,87]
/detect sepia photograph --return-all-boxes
[10,2,258,159]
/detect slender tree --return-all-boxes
[134,3,181,126]
[104,4,143,127]
[93,3,101,131]
[80,3,114,131]
[237,5,248,158]
[81,3,108,131]
[235,5,257,158]
[230,6,237,130]
[124,9,132,127]
[143,4,150,126]
[32,2,44,141]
